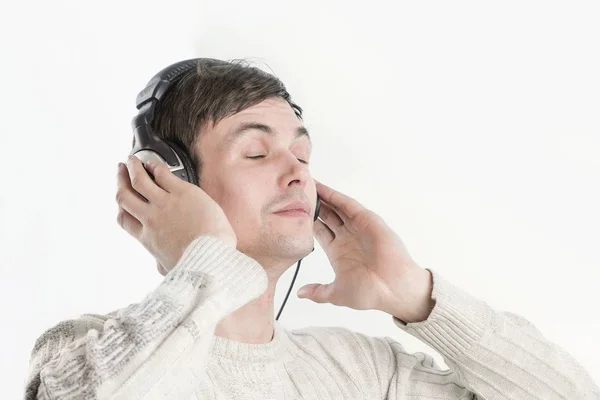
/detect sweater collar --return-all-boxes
[208,320,295,363]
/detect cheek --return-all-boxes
[210,167,271,225]
[222,184,264,223]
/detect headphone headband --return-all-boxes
[135,59,200,113]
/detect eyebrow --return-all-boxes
[224,122,311,149]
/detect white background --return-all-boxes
[1,0,599,397]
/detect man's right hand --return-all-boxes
[116,155,238,273]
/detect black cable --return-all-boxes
[275,259,302,321]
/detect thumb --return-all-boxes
[297,283,333,303]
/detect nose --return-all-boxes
[285,160,309,189]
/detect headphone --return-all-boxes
[129,58,321,321]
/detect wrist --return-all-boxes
[393,267,435,323]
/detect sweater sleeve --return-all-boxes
[384,268,600,399]
[25,235,268,400]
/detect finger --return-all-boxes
[313,219,334,249]
[143,159,184,194]
[116,205,143,238]
[126,156,169,203]
[117,163,151,223]
[317,201,344,232]
[297,283,333,304]
[314,180,363,221]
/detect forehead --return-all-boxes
[209,98,311,150]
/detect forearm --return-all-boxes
[393,269,600,399]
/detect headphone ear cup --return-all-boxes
[314,194,321,221]
[166,140,199,187]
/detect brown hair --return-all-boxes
[152,58,304,185]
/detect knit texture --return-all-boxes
[25,235,600,399]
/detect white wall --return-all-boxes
[1,0,598,396]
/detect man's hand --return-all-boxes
[297,180,435,323]
[116,155,238,273]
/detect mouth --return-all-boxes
[273,209,310,217]
[274,200,310,217]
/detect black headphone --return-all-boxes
[129,58,321,321]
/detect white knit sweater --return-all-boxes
[26,235,599,399]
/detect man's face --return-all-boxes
[195,97,316,269]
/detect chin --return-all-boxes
[269,234,314,259]
[239,228,312,256]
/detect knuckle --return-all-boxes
[130,175,142,189]
[143,214,155,229]
[116,208,125,227]
[115,189,124,205]
[152,165,165,179]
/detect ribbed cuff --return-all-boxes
[163,235,268,309]
[393,268,492,360]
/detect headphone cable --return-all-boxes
[275,258,302,321]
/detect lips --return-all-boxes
[274,200,310,215]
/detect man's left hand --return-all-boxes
[298,180,435,323]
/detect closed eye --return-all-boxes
[247,155,308,164]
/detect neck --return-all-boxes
[214,277,278,344]
[213,245,308,343]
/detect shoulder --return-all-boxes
[287,324,398,364]
[285,325,403,397]
[286,324,441,372]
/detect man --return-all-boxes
[26,58,599,399]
